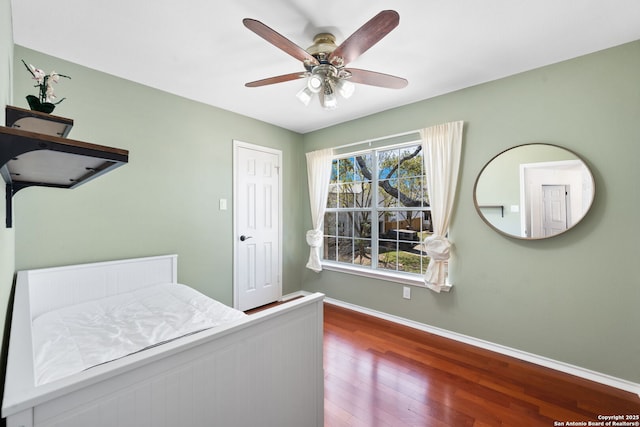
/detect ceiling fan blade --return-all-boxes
[243,18,319,66]
[328,10,399,67]
[346,68,408,89]
[245,72,307,88]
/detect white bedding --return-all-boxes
[32,283,247,386]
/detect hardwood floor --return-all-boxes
[323,303,640,427]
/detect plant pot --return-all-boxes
[26,95,56,114]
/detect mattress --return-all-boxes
[32,283,247,385]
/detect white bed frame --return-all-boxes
[2,255,324,427]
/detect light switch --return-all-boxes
[219,199,227,210]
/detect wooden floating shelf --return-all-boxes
[6,105,74,138]
[1,106,129,228]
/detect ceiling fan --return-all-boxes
[243,10,408,110]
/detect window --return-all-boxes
[322,141,433,279]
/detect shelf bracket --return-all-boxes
[4,182,37,228]
[5,183,11,228]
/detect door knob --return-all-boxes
[240,235,253,241]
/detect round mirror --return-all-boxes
[473,143,595,239]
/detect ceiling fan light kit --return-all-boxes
[296,87,314,106]
[336,79,355,99]
[243,10,408,110]
[320,81,338,110]
[307,74,323,92]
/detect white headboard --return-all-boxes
[23,254,178,320]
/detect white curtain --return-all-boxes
[421,121,464,292]
[305,148,334,272]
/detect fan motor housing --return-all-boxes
[306,33,340,65]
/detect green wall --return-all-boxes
[301,41,640,383]
[12,46,306,305]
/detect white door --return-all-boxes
[541,185,568,237]
[233,141,282,311]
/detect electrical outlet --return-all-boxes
[403,286,411,300]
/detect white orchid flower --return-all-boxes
[29,64,46,83]
[45,84,56,103]
[49,72,60,83]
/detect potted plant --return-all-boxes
[22,59,71,113]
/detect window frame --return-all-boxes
[321,138,433,287]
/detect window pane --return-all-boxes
[378,251,398,270]
[323,237,336,261]
[354,238,371,266]
[354,153,373,181]
[378,233,397,251]
[356,181,373,208]
[398,145,423,178]
[378,148,398,180]
[423,183,430,208]
[397,251,423,274]
[424,210,433,232]
[337,212,352,237]
[379,212,398,235]
[327,184,338,208]
[398,210,420,231]
[324,212,337,235]
[338,183,356,208]
[330,159,338,184]
[337,237,353,263]
[398,177,425,207]
[353,211,372,238]
[378,179,398,208]
[338,157,356,183]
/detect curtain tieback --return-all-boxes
[306,229,323,247]
[424,235,451,261]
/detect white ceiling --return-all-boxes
[10,0,640,134]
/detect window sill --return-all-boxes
[321,262,428,288]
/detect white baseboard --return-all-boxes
[324,297,640,397]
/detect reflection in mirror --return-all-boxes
[473,144,595,239]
